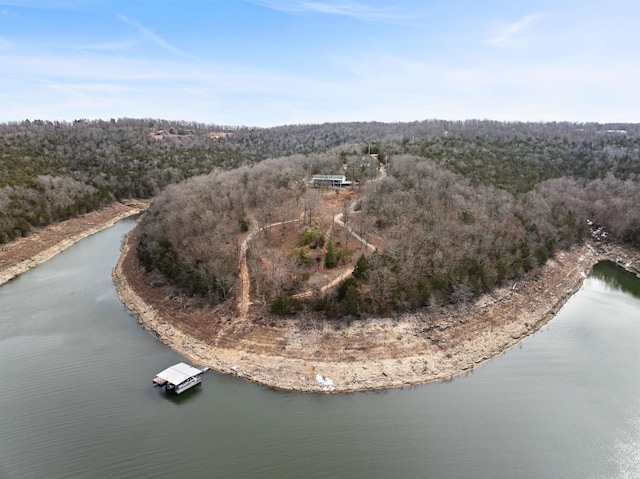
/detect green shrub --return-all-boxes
[324,241,341,268]
[270,293,302,315]
[298,229,324,248]
[336,277,358,301]
[352,254,369,280]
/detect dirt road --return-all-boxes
[4,196,637,394]
[114,227,639,393]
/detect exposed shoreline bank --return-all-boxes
[113,223,640,393]
[0,200,149,286]
[2,208,637,393]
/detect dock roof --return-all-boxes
[155,363,202,385]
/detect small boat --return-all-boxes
[153,362,204,394]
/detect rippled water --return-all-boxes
[1,219,638,479]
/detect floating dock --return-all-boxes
[153,362,204,394]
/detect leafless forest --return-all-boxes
[134,122,639,317]
[2,118,639,316]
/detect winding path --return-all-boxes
[237,169,385,306]
[236,218,300,318]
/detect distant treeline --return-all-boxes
[1,118,639,247]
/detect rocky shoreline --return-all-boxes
[113,225,640,393]
[2,206,637,393]
[0,201,149,286]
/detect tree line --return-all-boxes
[2,117,638,253]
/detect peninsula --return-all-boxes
[0,189,637,394]
[113,211,639,393]
[2,119,639,393]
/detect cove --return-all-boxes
[0,219,638,479]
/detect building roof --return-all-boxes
[155,362,202,385]
[312,174,346,180]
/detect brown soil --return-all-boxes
[3,194,638,394]
[114,221,640,392]
[0,200,149,286]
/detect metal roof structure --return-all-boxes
[310,174,352,187]
[155,363,202,386]
[311,174,346,180]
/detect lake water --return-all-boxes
[1,218,639,479]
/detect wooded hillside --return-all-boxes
[3,118,638,244]
[3,118,639,317]
[131,121,639,317]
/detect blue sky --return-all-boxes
[1,0,639,126]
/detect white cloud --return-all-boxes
[0,50,339,123]
[247,0,411,22]
[2,26,639,125]
[61,40,137,52]
[486,13,545,46]
[327,52,640,123]
[117,15,198,60]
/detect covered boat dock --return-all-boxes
[153,362,204,394]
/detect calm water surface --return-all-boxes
[1,219,639,479]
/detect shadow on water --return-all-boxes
[592,261,640,300]
[159,383,204,404]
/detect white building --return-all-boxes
[310,174,352,188]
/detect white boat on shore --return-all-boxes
[153,362,204,394]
